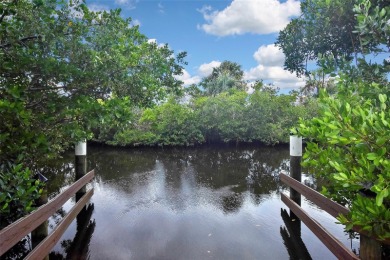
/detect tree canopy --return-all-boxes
[0,0,186,223]
[286,0,390,239]
[276,0,389,83]
[200,61,247,96]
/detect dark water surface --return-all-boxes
[41,145,358,259]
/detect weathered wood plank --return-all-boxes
[281,173,390,246]
[0,170,94,255]
[25,189,94,260]
[280,173,349,218]
[281,193,359,260]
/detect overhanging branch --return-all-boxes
[0,35,42,49]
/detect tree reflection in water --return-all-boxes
[4,144,359,259]
[49,203,95,260]
[84,144,290,214]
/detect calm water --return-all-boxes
[30,145,360,259]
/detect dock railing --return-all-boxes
[0,169,94,259]
[282,136,390,259]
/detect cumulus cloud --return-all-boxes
[198,0,300,36]
[175,61,222,87]
[245,44,305,89]
[253,44,285,66]
[244,65,305,89]
[198,60,221,77]
[175,70,201,86]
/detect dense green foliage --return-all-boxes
[0,164,43,227]
[199,61,247,96]
[107,86,317,147]
[276,0,389,82]
[0,0,185,223]
[283,0,390,239]
[296,77,390,239]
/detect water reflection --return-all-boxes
[17,144,358,259]
[86,145,288,215]
[48,203,95,259]
[280,208,312,260]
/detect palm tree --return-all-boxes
[201,61,246,96]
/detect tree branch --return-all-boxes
[27,85,69,92]
[0,35,42,49]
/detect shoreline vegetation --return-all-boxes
[88,138,292,149]
[92,90,317,148]
[1,0,389,254]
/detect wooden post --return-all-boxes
[360,234,382,260]
[290,135,302,221]
[75,140,87,202]
[31,173,49,260]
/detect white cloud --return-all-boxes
[253,44,285,66]
[147,38,166,48]
[131,19,141,27]
[244,64,305,89]
[115,0,138,10]
[147,39,157,44]
[175,61,221,87]
[175,70,201,86]
[245,44,305,89]
[197,61,221,77]
[198,0,300,36]
[88,4,110,12]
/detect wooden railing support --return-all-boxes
[25,189,94,260]
[280,174,349,219]
[75,140,87,202]
[31,179,49,260]
[282,193,359,259]
[289,136,302,219]
[360,234,382,260]
[281,171,390,259]
[0,170,94,256]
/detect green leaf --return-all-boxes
[376,137,387,146]
[2,202,8,210]
[345,103,351,113]
[380,8,386,17]
[379,94,387,103]
[366,207,376,214]
[376,188,388,206]
[334,172,348,180]
[367,153,377,160]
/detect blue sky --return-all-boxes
[87,0,305,91]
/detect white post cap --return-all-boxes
[290,136,302,156]
[75,140,87,156]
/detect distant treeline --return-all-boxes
[93,88,317,147]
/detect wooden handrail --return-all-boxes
[0,169,94,254]
[281,173,390,246]
[281,194,359,260]
[280,173,349,218]
[25,189,94,259]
